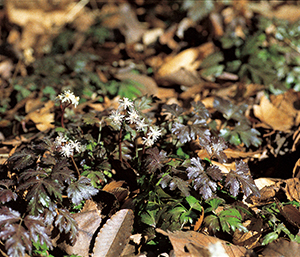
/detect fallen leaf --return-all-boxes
[62,200,102,257]
[25,100,55,131]
[157,229,249,257]
[285,178,300,203]
[115,72,158,96]
[156,42,214,86]
[92,209,134,257]
[253,94,294,131]
[261,238,300,256]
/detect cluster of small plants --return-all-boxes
[0,90,264,256]
[200,15,300,95]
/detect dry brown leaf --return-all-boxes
[5,0,91,53]
[25,100,55,131]
[232,218,262,249]
[25,98,44,113]
[115,72,158,96]
[157,229,249,257]
[61,200,102,257]
[253,95,294,131]
[193,207,204,232]
[262,238,300,256]
[285,178,300,203]
[250,3,300,23]
[156,42,214,85]
[92,209,134,257]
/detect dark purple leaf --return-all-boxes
[162,103,184,118]
[186,157,218,199]
[0,180,17,204]
[8,149,36,171]
[55,208,78,245]
[67,176,98,205]
[51,159,75,184]
[225,160,260,197]
[171,121,210,144]
[145,147,168,173]
[24,215,52,249]
[213,96,249,123]
[191,101,210,121]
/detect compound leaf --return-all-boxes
[55,208,78,245]
[0,180,17,204]
[186,157,219,199]
[214,96,249,123]
[162,103,184,118]
[67,176,98,205]
[7,149,36,171]
[145,147,168,173]
[172,122,210,144]
[225,160,260,197]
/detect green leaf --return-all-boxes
[185,196,202,212]
[140,210,157,227]
[262,231,279,245]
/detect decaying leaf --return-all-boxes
[62,200,102,257]
[261,238,300,257]
[25,100,55,131]
[253,94,294,131]
[92,209,134,257]
[157,228,249,257]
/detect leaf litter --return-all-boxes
[2,1,300,257]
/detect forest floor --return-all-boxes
[2,1,300,257]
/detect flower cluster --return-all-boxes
[54,133,85,157]
[57,90,80,108]
[108,97,161,147]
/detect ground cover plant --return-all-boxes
[2,1,300,257]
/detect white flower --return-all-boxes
[126,109,139,124]
[119,97,133,110]
[54,133,68,147]
[208,242,229,257]
[135,118,147,131]
[69,140,82,153]
[142,137,155,147]
[57,90,80,108]
[148,126,161,141]
[60,143,74,157]
[109,110,124,126]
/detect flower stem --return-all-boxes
[71,156,80,177]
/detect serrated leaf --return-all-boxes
[18,169,63,215]
[55,208,78,245]
[8,149,36,170]
[172,121,210,144]
[162,103,184,118]
[185,196,202,212]
[213,97,249,123]
[204,214,220,234]
[24,215,52,249]
[145,147,168,173]
[186,157,221,199]
[225,160,260,198]
[51,159,75,185]
[92,209,134,257]
[67,176,98,205]
[0,180,17,204]
[0,207,37,257]
[218,208,246,233]
[209,137,228,163]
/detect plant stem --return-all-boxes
[119,124,123,162]
[60,103,65,128]
[71,156,81,177]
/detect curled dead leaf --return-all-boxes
[253,95,294,131]
[25,100,55,131]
